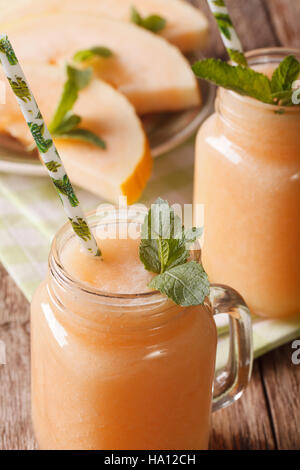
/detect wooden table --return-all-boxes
[0,0,299,451]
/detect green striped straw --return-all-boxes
[207,0,248,66]
[0,34,101,257]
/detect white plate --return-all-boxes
[0,66,215,176]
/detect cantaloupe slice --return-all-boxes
[2,12,201,114]
[0,63,152,204]
[0,0,209,52]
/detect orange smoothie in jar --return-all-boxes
[31,215,217,450]
[194,48,300,318]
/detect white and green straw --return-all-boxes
[207,0,247,66]
[0,34,101,257]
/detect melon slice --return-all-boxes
[2,12,201,114]
[0,0,209,52]
[0,64,152,204]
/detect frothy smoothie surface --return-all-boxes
[61,234,155,294]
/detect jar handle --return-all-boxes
[210,284,253,412]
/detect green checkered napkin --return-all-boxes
[0,141,299,369]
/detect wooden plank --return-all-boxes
[260,343,300,450]
[0,265,36,450]
[264,0,300,47]
[0,321,37,450]
[209,362,276,449]
[0,264,30,325]
[191,0,279,59]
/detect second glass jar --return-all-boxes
[194,48,300,318]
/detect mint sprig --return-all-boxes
[139,198,209,306]
[271,55,300,94]
[49,65,106,149]
[73,46,113,63]
[270,55,300,106]
[192,55,300,107]
[130,6,166,33]
[55,128,106,149]
[149,261,210,307]
[192,59,273,104]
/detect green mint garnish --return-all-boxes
[271,55,300,94]
[192,55,300,107]
[52,113,81,134]
[73,46,113,63]
[139,198,209,306]
[148,261,210,307]
[54,128,106,149]
[270,55,300,106]
[49,65,106,149]
[192,58,273,104]
[49,65,92,131]
[130,6,166,33]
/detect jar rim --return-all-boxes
[49,207,170,306]
[49,207,204,311]
[220,46,300,113]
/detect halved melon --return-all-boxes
[0,0,209,52]
[0,64,152,204]
[2,12,201,114]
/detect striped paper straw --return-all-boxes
[207,0,247,66]
[0,34,101,257]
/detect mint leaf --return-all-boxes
[164,238,188,270]
[139,238,161,274]
[140,199,203,272]
[192,58,273,104]
[142,15,166,33]
[271,55,300,93]
[49,65,106,149]
[139,199,208,306]
[130,6,166,33]
[53,113,81,134]
[139,198,183,273]
[140,198,181,241]
[54,128,106,149]
[49,66,92,133]
[49,80,78,133]
[66,65,92,90]
[157,238,169,273]
[139,198,172,273]
[130,6,143,25]
[270,55,300,105]
[73,46,113,63]
[148,261,210,306]
[192,56,300,106]
[271,89,294,106]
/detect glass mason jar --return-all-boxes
[194,48,300,318]
[31,210,252,450]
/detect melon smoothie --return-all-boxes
[194,48,300,318]
[30,207,252,450]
